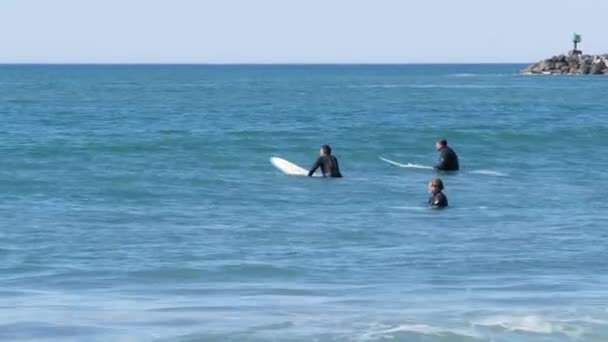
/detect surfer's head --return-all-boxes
[428,178,444,194]
[320,144,332,156]
[436,139,448,151]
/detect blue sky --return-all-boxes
[1,0,606,63]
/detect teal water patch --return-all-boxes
[1,64,607,341]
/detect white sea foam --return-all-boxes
[473,315,561,334]
[358,314,588,341]
[357,322,478,341]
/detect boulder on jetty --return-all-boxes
[521,52,608,75]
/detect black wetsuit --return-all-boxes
[435,146,459,171]
[308,155,342,177]
[428,192,448,208]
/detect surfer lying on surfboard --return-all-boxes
[308,144,342,178]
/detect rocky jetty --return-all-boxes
[521,53,608,75]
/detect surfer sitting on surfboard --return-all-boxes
[308,144,342,178]
[428,178,448,208]
[434,139,459,171]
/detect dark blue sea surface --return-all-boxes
[1,64,607,341]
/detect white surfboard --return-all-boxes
[270,157,320,177]
[380,157,508,176]
[469,170,508,177]
[379,157,434,170]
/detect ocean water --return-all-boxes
[1,64,607,341]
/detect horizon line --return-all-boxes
[0,62,531,66]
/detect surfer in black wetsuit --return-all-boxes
[308,144,342,177]
[434,139,459,171]
[428,178,448,208]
